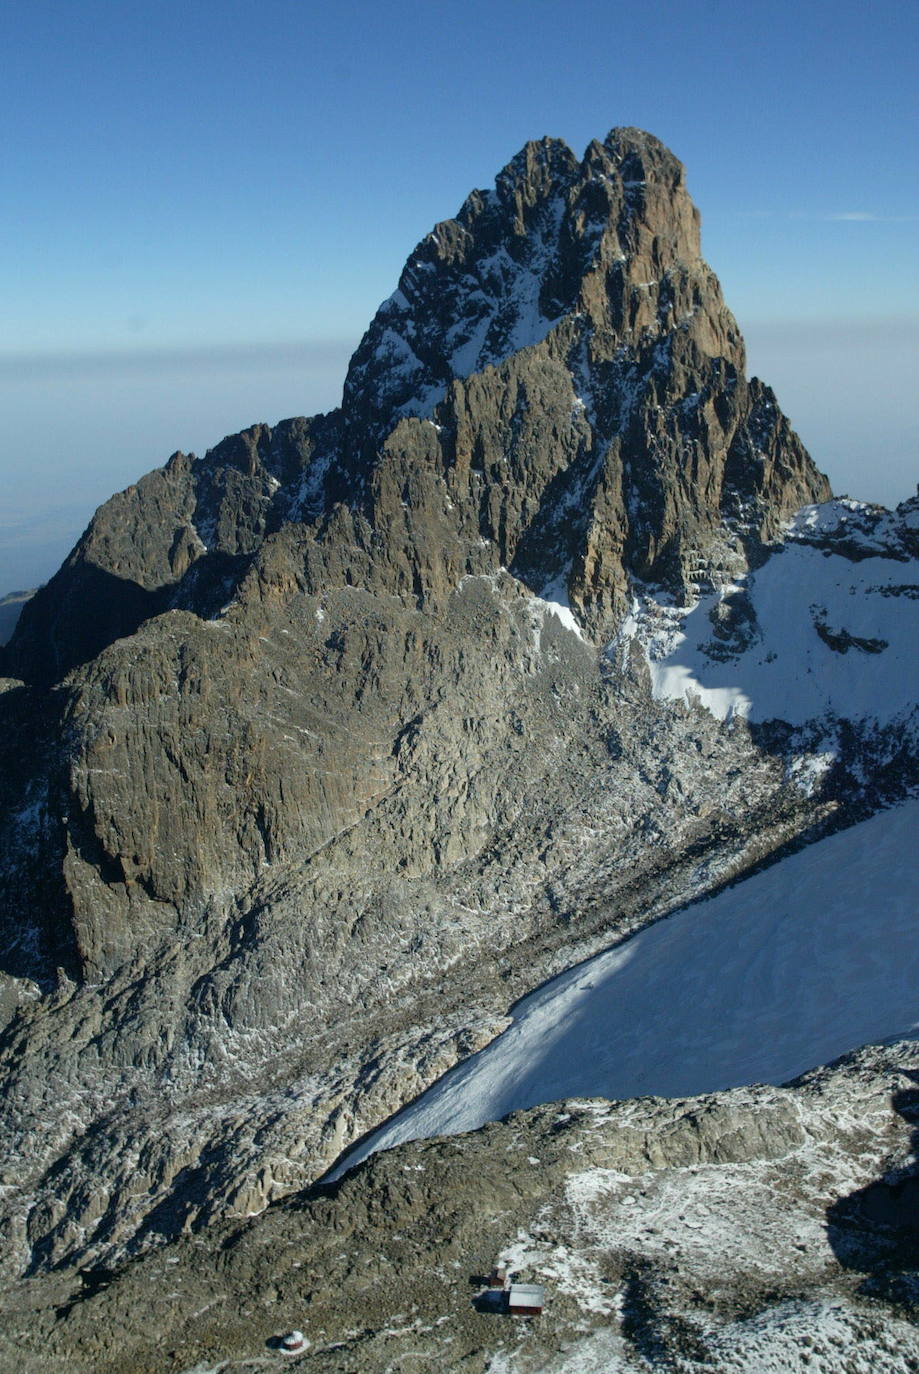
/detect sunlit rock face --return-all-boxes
[5,127,828,687]
[0,125,911,1327]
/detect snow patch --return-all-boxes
[532,576,586,641]
[785,748,837,796]
[330,799,919,1178]
[616,504,919,726]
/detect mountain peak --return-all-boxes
[341,126,706,442]
[6,128,829,686]
[494,134,579,202]
[602,125,686,176]
[331,128,824,630]
[0,131,899,1326]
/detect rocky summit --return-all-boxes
[0,129,916,1372]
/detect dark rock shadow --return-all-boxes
[471,1287,508,1314]
[5,552,253,687]
[619,1258,713,1365]
[826,1070,919,1305]
[0,681,80,988]
[53,1263,120,1320]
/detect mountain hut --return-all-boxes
[507,1283,545,1316]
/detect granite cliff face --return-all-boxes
[5,128,826,691]
[0,128,912,1346]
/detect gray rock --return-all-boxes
[2,1042,917,1373]
[0,128,905,1327]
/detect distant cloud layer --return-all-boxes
[738,210,918,223]
[0,339,355,595]
[0,339,356,382]
[824,211,919,222]
[0,325,915,598]
[744,315,919,508]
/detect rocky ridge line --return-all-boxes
[0,129,900,1298]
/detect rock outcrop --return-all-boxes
[3,1041,918,1373]
[4,128,827,689]
[0,591,33,648]
[0,127,908,1335]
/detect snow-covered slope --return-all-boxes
[331,796,919,1178]
[616,496,919,727]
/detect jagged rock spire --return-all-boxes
[342,127,731,443]
[5,126,829,682]
[336,127,828,634]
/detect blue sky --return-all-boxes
[1,0,917,592]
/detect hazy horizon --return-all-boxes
[1,314,915,599]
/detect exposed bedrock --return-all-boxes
[0,128,902,1303]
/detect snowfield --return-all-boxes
[617,500,919,726]
[331,797,919,1178]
